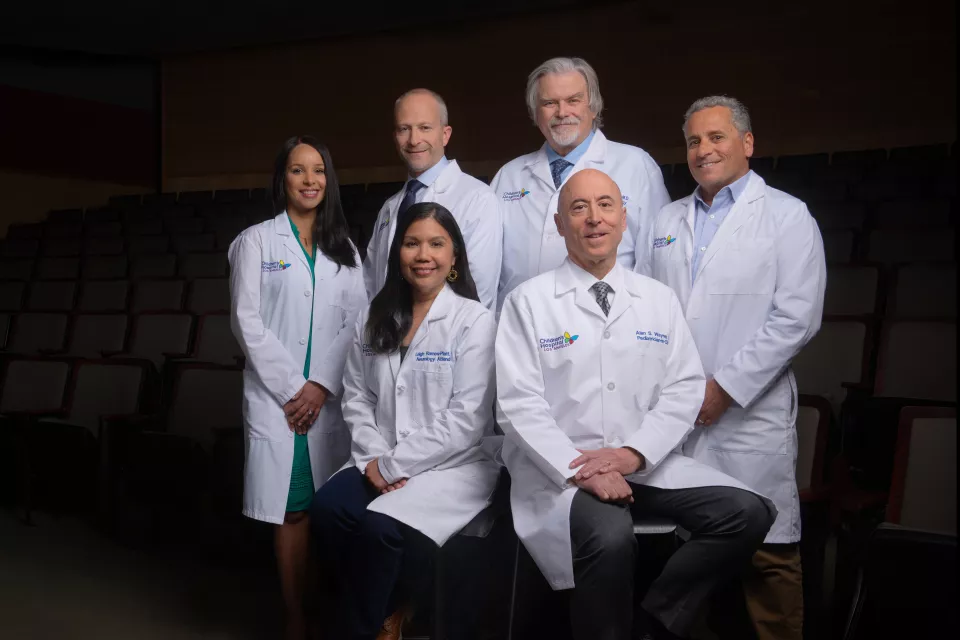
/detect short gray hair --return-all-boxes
[683,96,752,136]
[394,88,449,126]
[526,57,604,129]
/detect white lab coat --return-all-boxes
[496,259,763,589]
[648,172,826,543]
[338,284,501,545]
[491,130,670,310]
[363,160,503,310]
[229,212,367,525]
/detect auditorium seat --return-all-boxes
[812,203,867,231]
[166,217,204,236]
[61,313,129,358]
[186,278,230,314]
[82,255,128,280]
[84,236,125,256]
[1,239,40,258]
[214,189,250,203]
[36,257,80,280]
[167,364,243,449]
[42,237,82,257]
[6,223,43,240]
[0,357,70,414]
[172,233,217,254]
[109,194,143,208]
[366,181,405,201]
[872,199,952,229]
[6,312,69,354]
[796,180,847,204]
[118,312,195,368]
[796,395,831,501]
[85,218,122,235]
[44,221,83,238]
[193,313,242,364]
[777,152,829,175]
[128,235,170,255]
[0,313,9,349]
[126,218,164,236]
[823,265,881,316]
[47,208,84,224]
[179,252,228,279]
[177,191,214,205]
[792,320,869,411]
[887,406,956,534]
[130,254,177,280]
[142,192,178,207]
[78,280,129,312]
[215,228,244,251]
[26,280,77,311]
[865,229,954,264]
[886,264,956,319]
[0,282,26,311]
[873,321,956,401]
[830,148,886,172]
[131,279,185,312]
[0,259,34,281]
[822,230,856,264]
[888,144,950,167]
[250,188,268,202]
[160,205,197,223]
[84,207,121,225]
[751,156,775,178]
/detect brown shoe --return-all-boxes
[375,608,405,640]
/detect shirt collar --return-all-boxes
[545,129,596,167]
[694,169,753,210]
[408,156,449,188]
[566,256,623,293]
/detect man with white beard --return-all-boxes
[491,56,670,311]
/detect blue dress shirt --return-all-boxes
[691,170,752,282]
[406,156,449,202]
[545,130,596,187]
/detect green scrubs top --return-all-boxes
[285,217,317,512]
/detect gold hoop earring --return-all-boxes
[446,268,459,282]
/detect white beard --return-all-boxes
[548,117,582,148]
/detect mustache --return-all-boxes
[550,116,580,126]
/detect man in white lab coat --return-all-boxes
[491,56,670,311]
[363,88,502,309]
[648,96,826,640]
[497,168,775,640]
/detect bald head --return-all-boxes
[554,168,627,278]
[558,168,623,216]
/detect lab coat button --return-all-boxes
[397,385,405,393]
[700,246,706,252]
[299,338,306,345]
[607,382,616,391]
[604,331,611,339]
[304,290,312,297]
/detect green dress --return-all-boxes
[286,219,317,512]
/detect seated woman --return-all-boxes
[310,202,500,640]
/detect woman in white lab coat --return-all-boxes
[310,202,500,640]
[228,135,365,640]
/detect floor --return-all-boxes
[0,509,280,640]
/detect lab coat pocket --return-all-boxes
[709,240,776,295]
[705,393,789,456]
[406,365,454,432]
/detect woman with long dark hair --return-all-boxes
[228,135,366,639]
[310,202,500,640]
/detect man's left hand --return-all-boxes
[570,447,645,480]
[697,379,733,426]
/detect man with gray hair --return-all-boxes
[364,88,503,309]
[648,96,826,640]
[491,56,670,311]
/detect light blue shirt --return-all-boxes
[406,156,449,202]
[691,170,752,282]
[545,130,595,187]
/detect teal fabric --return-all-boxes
[285,216,317,512]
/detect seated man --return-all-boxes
[495,168,776,640]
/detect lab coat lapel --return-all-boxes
[694,174,765,282]
[606,266,637,326]
[276,212,310,271]
[403,285,456,368]
[526,146,559,193]
[430,160,461,198]
[555,261,607,322]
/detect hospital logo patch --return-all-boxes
[377,216,390,232]
[502,188,530,202]
[362,343,376,357]
[653,235,677,249]
[637,330,669,345]
[539,331,579,352]
[262,260,292,272]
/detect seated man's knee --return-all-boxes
[573,505,636,562]
[729,489,775,541]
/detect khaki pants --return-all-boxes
[742,544,804,640]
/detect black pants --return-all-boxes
[309,467,437,640]
[569,484,775,640]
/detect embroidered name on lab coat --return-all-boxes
[414,350,453,363]
[636,330,669,345]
